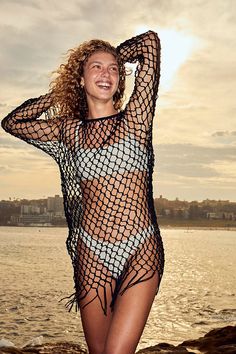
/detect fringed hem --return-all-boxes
[59,292,79,312]
[59,267,164,317]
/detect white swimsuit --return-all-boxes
[75,132,148,181]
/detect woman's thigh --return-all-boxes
[77,237,117,354]
[103,230,161,354]
[103,270,159,354]
[79,288,114,354]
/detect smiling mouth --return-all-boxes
[96,82,112,90]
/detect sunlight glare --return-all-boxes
[135,26,202,92]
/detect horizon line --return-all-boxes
[1,195,235,204]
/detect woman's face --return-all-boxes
[81,51,119,106]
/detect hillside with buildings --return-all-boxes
[155,195,236,228]
[0,195,65,227]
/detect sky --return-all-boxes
[0,0,236,202]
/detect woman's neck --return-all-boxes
[87,101,117,120]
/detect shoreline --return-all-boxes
[0,225,236,231]
[159,219,236,230]
[161,225,236,231]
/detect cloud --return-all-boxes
[0,137,58,175]
[152,142,236,199]
[154,143,236,177]
[152,141,236,201]
[210,131,236,146]
[212,131,236,137]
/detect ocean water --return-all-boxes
[0,227,235,351]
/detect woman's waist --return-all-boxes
[80,209,152,241]
[82,198,148,220]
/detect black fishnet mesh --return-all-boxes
[1,31,165,316]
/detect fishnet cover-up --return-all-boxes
[1,30,165,316]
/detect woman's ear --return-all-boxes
[81,77,85,87]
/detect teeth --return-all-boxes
[97,82,111,88]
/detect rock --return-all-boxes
[0,342,87,354]
[136,342,193,353]
[179,325,236,354]
[0,340,15,348]
[22,336,44,348]
[0,325,235,354]
[136,325,236,353]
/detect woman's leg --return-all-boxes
[77,236,117,354]
[103,271,159,354]
[79,286,114,354]
[103,231,162,354]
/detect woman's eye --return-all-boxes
[110,66,118,72]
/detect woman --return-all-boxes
[1,30,165,354]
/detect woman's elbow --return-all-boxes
[1,116,13,133]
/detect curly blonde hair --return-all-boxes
[49,39,126,120]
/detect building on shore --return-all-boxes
[7,195,66,226]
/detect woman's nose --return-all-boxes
[101,67,109,77]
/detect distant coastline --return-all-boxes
[158,217,236,230]
[1,219,236,230]
[1,195,236,229]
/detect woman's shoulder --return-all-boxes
[59,116,82,128]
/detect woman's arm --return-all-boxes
[1,93,62,160]
[116,30,161,131]
[1,93,60,142]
